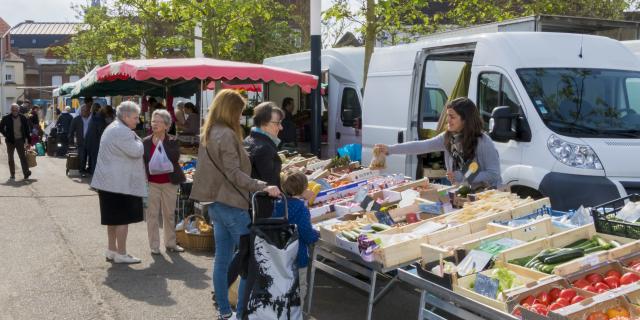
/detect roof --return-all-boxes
[0,17,10,36]
[11,22,81,35]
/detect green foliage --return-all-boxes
[56,0,302,74]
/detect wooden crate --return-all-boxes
[507,277,595,315]
[564,261,640,295]
[373,235,428,268]
[453,262,551,312]
[549,296,640,320]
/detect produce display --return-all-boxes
[572,270,640,294]
[514,287,587,317]
[626,258,640,273]
[436,190,533,225]
[509,236,622,274]
[585,307,634,320]
[468,267,526,299]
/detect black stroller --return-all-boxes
[240,192,302,320]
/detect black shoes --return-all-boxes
[24,171,31,180]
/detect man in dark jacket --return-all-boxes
[278,97,297,146]
[244,102,283,220]
[85,103,106,174]
[55,106,74,156]
[0,104,32,180]
[68,104,91,176]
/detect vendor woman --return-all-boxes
[375,97,502,189]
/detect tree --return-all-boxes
[323,0,438,87]
[444,0,640,27]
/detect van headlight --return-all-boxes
[547,134,603,170]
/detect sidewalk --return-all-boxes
[0,145,419,319]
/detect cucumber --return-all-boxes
[540,264,557,274]
[593,235,613,250]
[542,248,584,264]
[574,240,597,250]
[609,240,622,248]
[371,223,391,232]
[509,255,534,267]
[537,248,561,262]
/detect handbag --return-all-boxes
[149,140,174,175]
[26,149,37,168]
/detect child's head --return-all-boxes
[281,170,308,197]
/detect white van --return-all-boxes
[264,47,365,157]
[362,32,640,210]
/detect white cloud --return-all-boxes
[0,0,81,26]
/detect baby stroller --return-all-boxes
[241,192,301,320]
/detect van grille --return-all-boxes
[604,141,640,147]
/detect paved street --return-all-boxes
[0,146,419,320]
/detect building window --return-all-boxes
[32,39,37,44]
[10,39,14,45]
[70,75,80,82]
[51,75,63,87]
[5,65,15,83]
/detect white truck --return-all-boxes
[362,32,640,210]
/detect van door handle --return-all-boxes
[397,131,404,143]
[336,132,341,139]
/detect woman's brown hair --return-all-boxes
[200,89,246,144]
[444,97,484,161]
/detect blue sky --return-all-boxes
[0,0,343,27]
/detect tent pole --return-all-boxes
[200,79,204,127]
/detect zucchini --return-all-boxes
[584,246,606,254]
[341,231,357,242]
[565,239,589,248]
[542,248,584,264]
[371,223,391,232]
[509,255,534,267]
[593,235,613,250]
[609,240,622,248]
[574,240,598,250]
[536,249,560,262]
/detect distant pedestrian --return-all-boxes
[68,104,92,176]
[174,101,186,131]
[181,102,200,135]
[91,101,146,264]
[55,106,74,156]
[0,104,32,180]
[143,109,186,255]
[85,103,107,174]
[103,105,115,124]
[279,97,297,146]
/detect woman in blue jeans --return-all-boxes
[191,90,280,320]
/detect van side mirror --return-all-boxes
[490,106,517,142]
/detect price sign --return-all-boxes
[474,273,500,299]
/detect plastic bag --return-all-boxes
[369,145,386,169]
[149,140,174,175]
[337,143,362,162]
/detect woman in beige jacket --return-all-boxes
[190,89,279,320]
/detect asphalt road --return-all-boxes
[0,145,419,320]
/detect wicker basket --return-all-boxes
[181,215,214,251]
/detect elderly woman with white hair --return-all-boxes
[142,109,186,254]
[91,101,146,264]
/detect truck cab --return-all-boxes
[363,32,640,210]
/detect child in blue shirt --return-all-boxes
[273,170,319,309]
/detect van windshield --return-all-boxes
[517,68,640,138]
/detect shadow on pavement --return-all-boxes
[0,178,38,187]
[103,253,210,306]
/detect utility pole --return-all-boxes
[310,0,322,157]
[194,22,203,58]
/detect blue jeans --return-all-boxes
[209,202,250,317]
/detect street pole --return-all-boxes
[310,0,322,157]
[194,23,203,58]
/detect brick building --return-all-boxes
[9,21,81,103]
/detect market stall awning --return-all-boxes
[87,58,317,95]
[212,82,263,92]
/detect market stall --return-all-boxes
[279,153,640,320]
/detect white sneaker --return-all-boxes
[114,253,141,264]
[105,250,117,262]
[166,245,185,253]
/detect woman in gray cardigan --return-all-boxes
[376,97,502,189]
[91,101,146,264]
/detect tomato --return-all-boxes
[548,287,561,302]
[633,264,640,273]
[573,278,590,288]
[555,297,570,307]
[627,258,640,267]
[531,303,548,316]
[583,285,598,293]
[586,311,609,320]
[511,307,522,318]
[548,302,564,311]
[606,270,623,279]
[586,273,604,284]
[607,306,631,318]
[594,282,611,292]
[520,295,535,306]
[536,292,550,306]
[620,272,640,285]
[571,295,586,304]
[559,288,576,301]
[605,275,621,289]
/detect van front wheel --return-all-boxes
[510,185,544,200]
